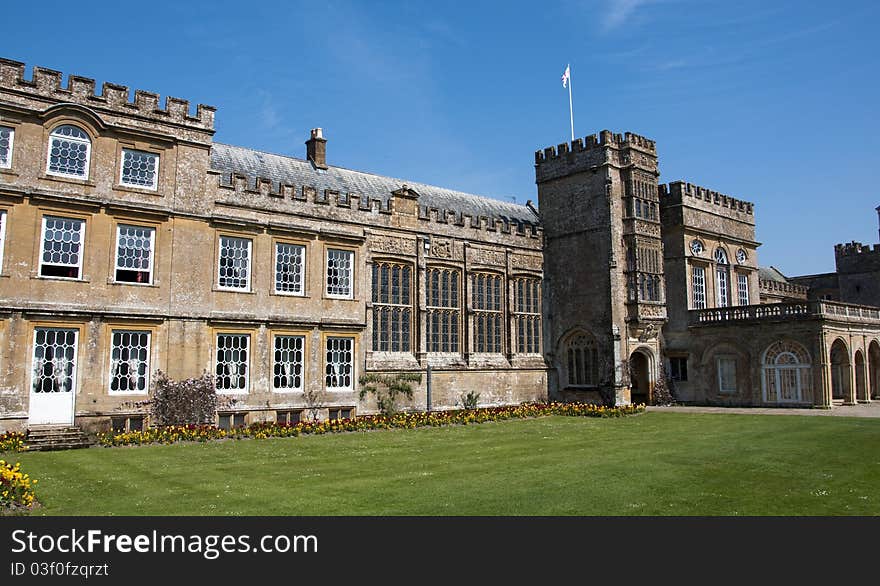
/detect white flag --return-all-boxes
[561,64,570,88]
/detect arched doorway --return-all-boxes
[629,350,652,405]
[869,341,880,399]
[829,339,851,402]
[761,340,812,404]
[855,350,867,401]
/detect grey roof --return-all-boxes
[758,266,789,283]
[210,143,538,226]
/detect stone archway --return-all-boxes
[869,341,880,400]
[829,339,851,402]
[629,349,652,405]
[855,350,867,402]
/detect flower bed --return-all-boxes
[97,402,644,448]
[0,432,26,453]
[0,460,37,512]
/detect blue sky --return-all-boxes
[4,0,878,276]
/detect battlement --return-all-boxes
[534,130,656,164]
[0,58,215,130]
[213,171,542,240]
[659,181,754,216]
[834,241,880,257]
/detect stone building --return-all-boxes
[0,59,546,434]
[1,58,878,435]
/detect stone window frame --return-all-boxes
[565,330,600,387]
[45,123,93,180]
[273,238,308,297]
[118,147,160,191]
[736,271,750,306]
[371,259,414,353]
[669,355,688,382]
[213,330,253,394]
[270,330,309,393]
[0,125,14,169]
[113,221,157,286]
[714,247,730,308]
[761,340,812,404]
[323,333,357,392]
[216,233,253,292]
[512,275,542,355]
[324,245,356,300]
[29,323,83,396]
[425,265,462,354]
[471,271,505,354]
[37,212,88,281]
[107,328,153,395]
[691,263,707,310]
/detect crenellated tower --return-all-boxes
[536,130,666,405]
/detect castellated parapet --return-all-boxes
[834,241,880,274]
[0,58,215,136]
[659,180,754,219]
[534,130,657,184]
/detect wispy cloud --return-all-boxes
[601,0,656,31]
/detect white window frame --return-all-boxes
[46,125,91,179]
[215,333,250,394]
[108,329,151,395]
[119,148,160,190]
[692,265,706,309]
[38,216,85,280]
[717,356,737,394]
[325,336,355,391]
[274,242,306,296]
[737,273,749,306]
[0,125,14,169]
[114,224,156,285]
[716,267,729,308]
[217,235,252,291]
[326,248,354,299]
[31,327,79,394]
[0,210,6,272]
[272,334,305,393]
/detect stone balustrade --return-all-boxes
[689,300,880,326]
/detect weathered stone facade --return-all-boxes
[0,59,546,433]
[1,58,878,434]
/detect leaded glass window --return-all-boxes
[514,277,541,354]
[275,242,305,295]
[218,236,251,290]
[326,249,353,298]
[473,273,503,353]
[32,328,78,394]
[120,148,159,189]
[426,267,460,353]
[325,337,354,390]
[47,125,91,178]
[273,335,304,391]
[567,333,599,386]
[372,262,412,352]
[216,334,249,392]
[737,273,749,306]
[39,216,84,279]
[0,126,13,168]
[109,330,150,393]
[115,224,154,284]
[692,266,706,309]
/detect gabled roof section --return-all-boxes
[210,143,538,226]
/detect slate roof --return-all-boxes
[210,143,539,226]
[758,266,789,283]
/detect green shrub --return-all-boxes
[358,373,422,416]
[460,391,480,410]
[150,371,217,426]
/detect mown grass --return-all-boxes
[7,412,880,515]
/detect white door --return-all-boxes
[28,328,78,426]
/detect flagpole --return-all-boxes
[567,64,574,143]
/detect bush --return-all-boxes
[651,363,675,406]
[150,371,217,426]
[460,391,480,410]
[0,460,37,512]
[358,373,422,416]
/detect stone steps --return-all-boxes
[25,426,93,451]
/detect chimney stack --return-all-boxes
[306,128,328,170]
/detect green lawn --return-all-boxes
[7,412,880,515]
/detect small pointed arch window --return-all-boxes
[46,125,91,179]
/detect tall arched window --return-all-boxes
[762,340,811,403]
[714,248,729,307]
[566,333,600,386]
[46,125,91,179]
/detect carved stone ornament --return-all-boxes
[431,239,453,259]
[469,247,506,267]
[370,234,415,255]
[511,253,543,271]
